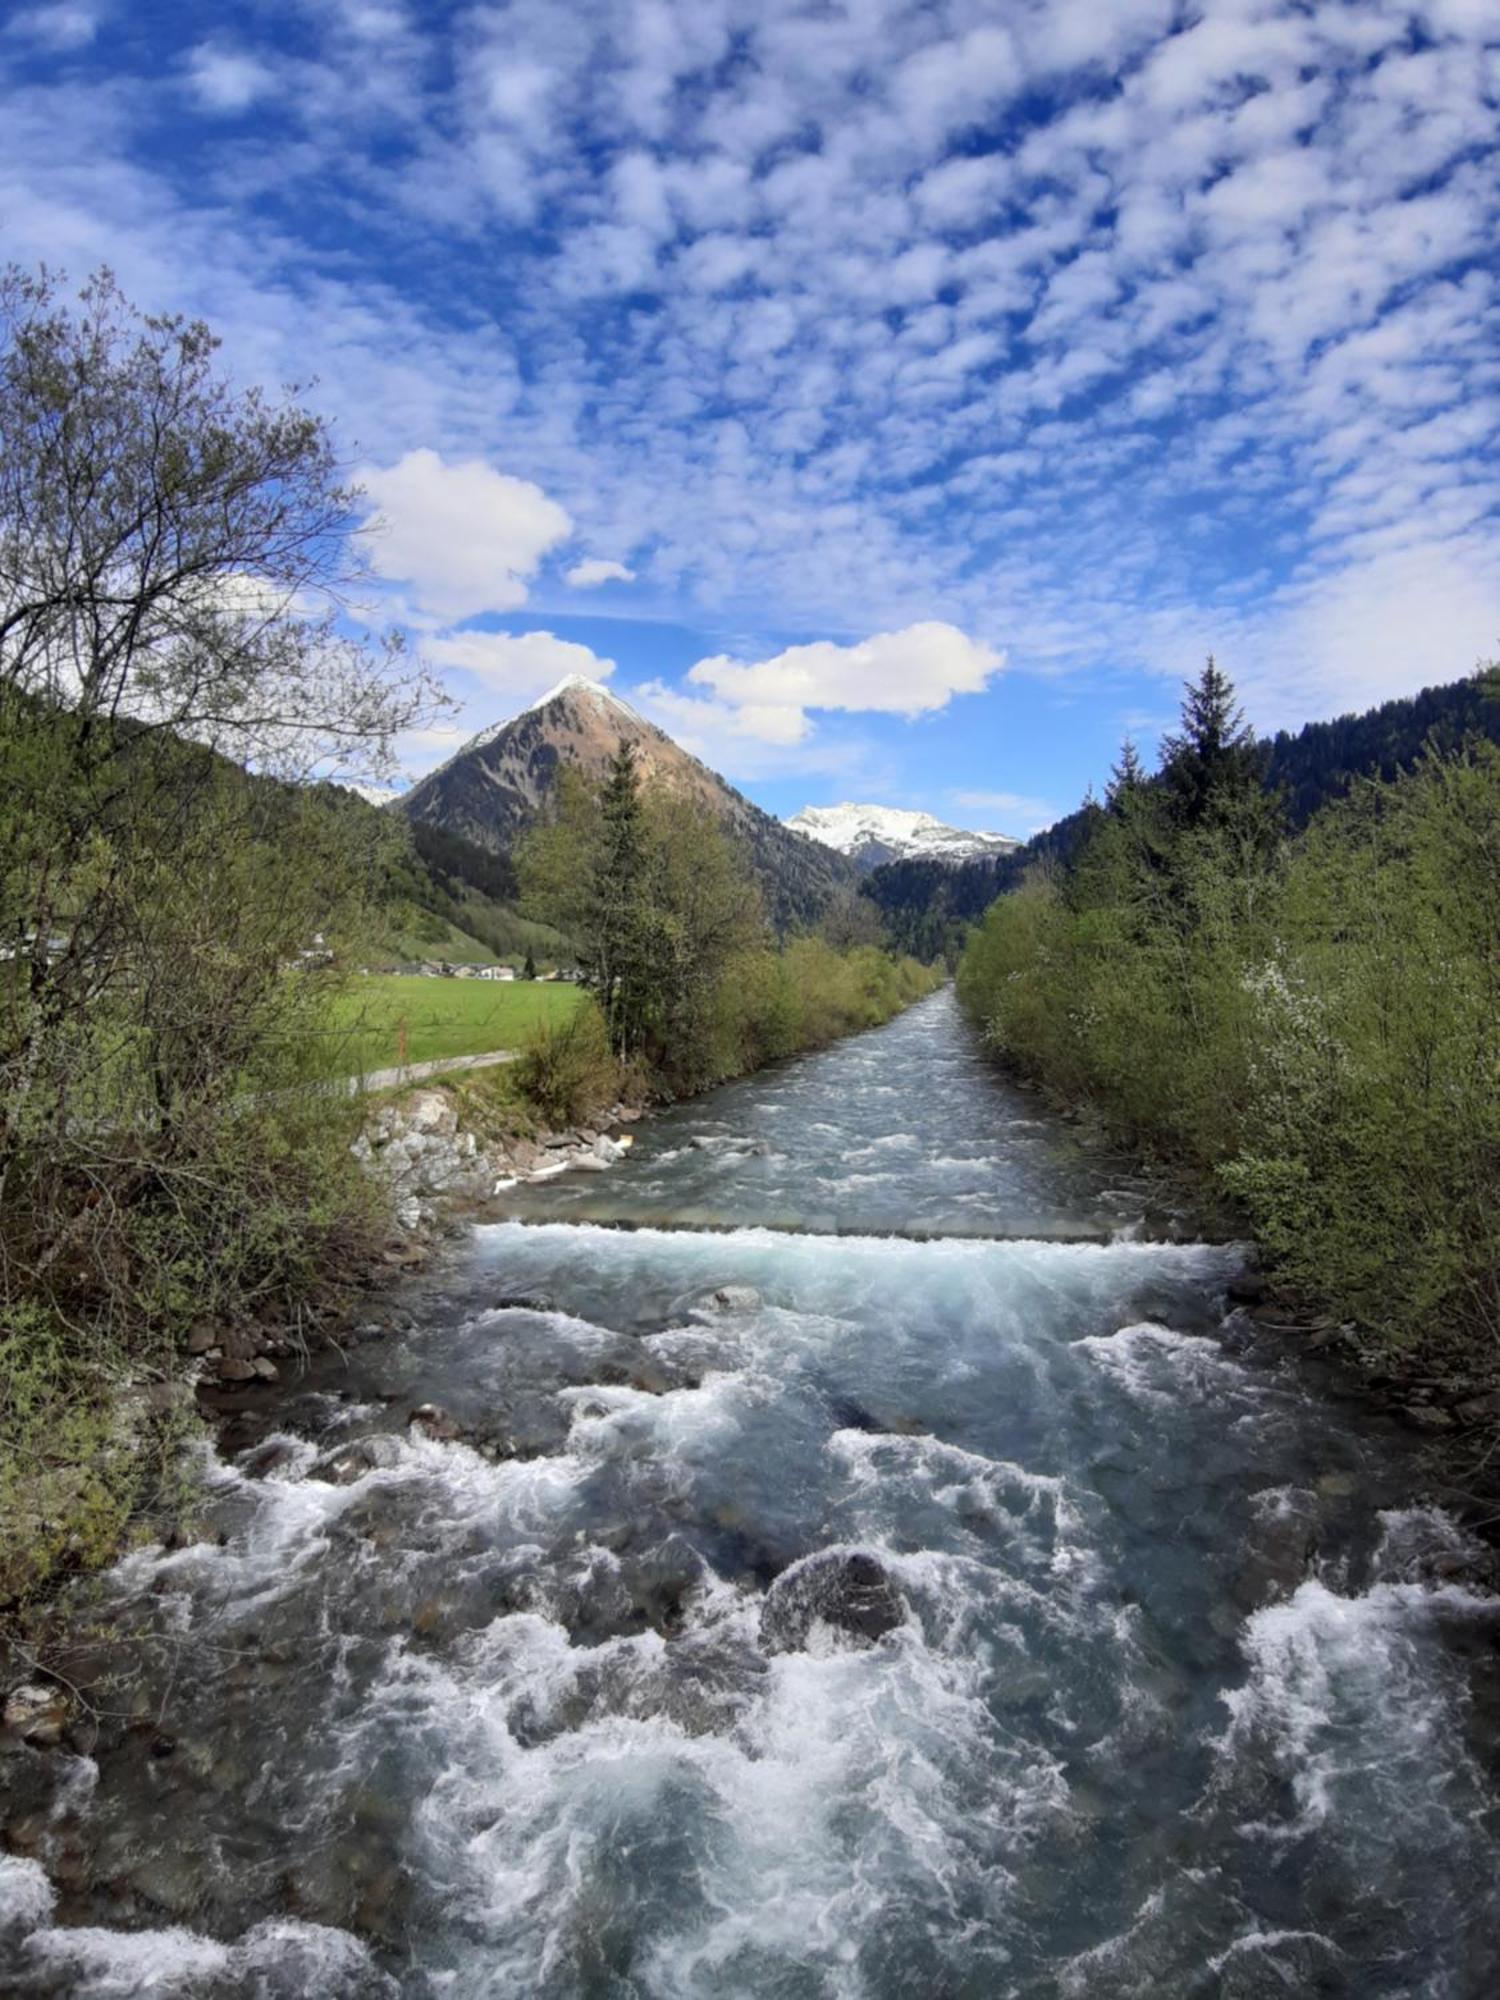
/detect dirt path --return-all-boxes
[344,1047,519,1094]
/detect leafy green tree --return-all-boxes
[0,268,445,1594]
[519,749,935,1093]
[0,266,439,1164]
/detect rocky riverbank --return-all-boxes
[186,1082,648,1396]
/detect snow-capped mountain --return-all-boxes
[396,676,857,928]
[785,803,1020,873]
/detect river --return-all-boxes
[3,989,1499,1996]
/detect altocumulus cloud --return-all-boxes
[5,0,1500,788]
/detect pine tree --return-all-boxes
[1106,736,1146,812]
[588,742,653,1057]
[522,948,537,980]
[1160,655,1263,829]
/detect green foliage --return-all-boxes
[519,747,765,1080]
[960,663,1500,1370]
[519,747,943,1097]
[1220,746,1500,1357]
[0,267,436,1598]
[511,999,627,1128]
[383,813,569,965]
[857,856,1007,965]
[0,1301,195,1608]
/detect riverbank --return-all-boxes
[955,743,1500,1456]
[955,989,1500,1509]
[0,956,942,1620]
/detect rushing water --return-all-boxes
[4,989,1500,1997]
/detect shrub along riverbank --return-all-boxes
[958,660,1500,1400]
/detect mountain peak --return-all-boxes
[522,673,640,722]
[397,667,859,929]
[786,801,1019,873]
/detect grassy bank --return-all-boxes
[328,975,582,1075]
[958,663,1500,1392]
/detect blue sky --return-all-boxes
[4,0,1499,834]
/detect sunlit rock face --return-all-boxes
[396,676,856,927]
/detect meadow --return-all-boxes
[329,974,582,1075]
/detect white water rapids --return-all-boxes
[3,990,1498,1996]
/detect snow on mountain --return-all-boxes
[785,802,1020,872]
[520,673,641,722]
[396,673,858,928]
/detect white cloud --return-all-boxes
[893,26,1021,150]
[186,45,276,113]
[565,557,635,588]
[421,628,616,699]
[7,4,99,50]
[390,719,474,781]
[360,449,572,623]
[1229,537,1500,728]
[684,622,1003,743]
[632,679,884,784]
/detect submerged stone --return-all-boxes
[759,1549,907,1656]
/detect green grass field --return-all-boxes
[329,974,582,1075]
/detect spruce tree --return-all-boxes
[1106,736,1146,812]
[1160,656,1264,829]
[589,742,652,1056]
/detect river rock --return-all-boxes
[410,1402,463,1442]
[1225,1269,1270,1305]
[217,1356,258,1383]
[404,1089,457,1136]
[242,1438,301,1480]
[4,1683,70,1747]
[759,1549,907,1655]
[317,1434,403,1484]
[690,1284,762,1317]
[1399,1403,1455,1432]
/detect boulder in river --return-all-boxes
[759,1548,907,1655]
[318,1434,403,1484]
[3,1684,70,1747]
[690,1284,763,1317]
[409,1403,463,1443]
